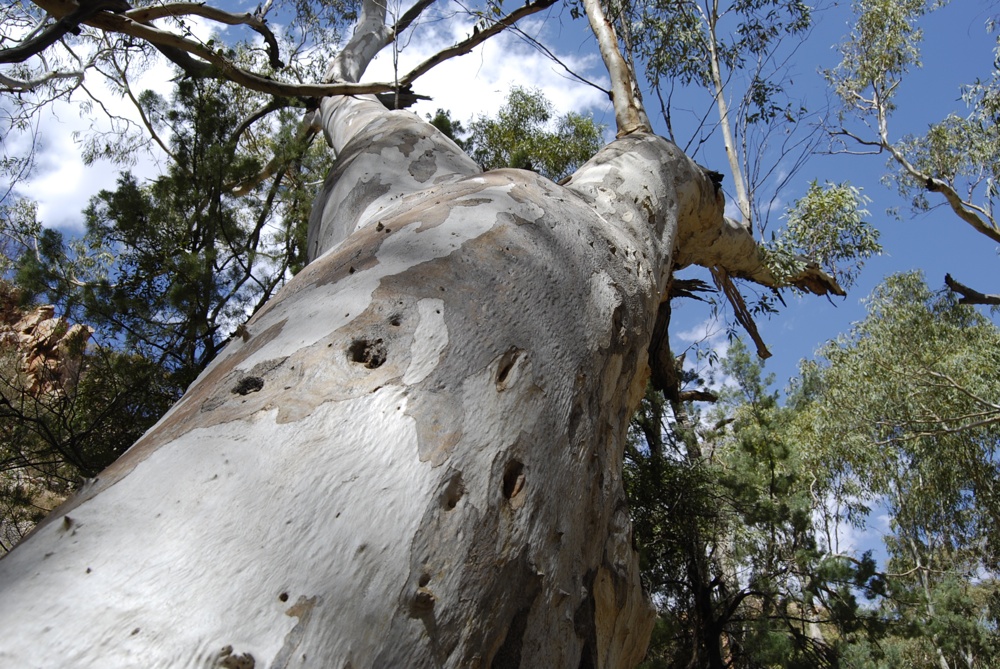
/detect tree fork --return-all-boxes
[0,2,842,666]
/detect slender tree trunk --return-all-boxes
[703,1,751,229]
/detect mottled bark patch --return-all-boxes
[408,149,438,182]
[405,390,464,464]
[28,318,290,533]
[307,225,385,290]
[271,595,317,669]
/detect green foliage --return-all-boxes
[796,272,1000,667]
[628,341,866,669]
[629,274,1000,665]
[426,109,468,149]
[14,78,327,386]
[465,86,604,181]
[829,0,935,112]
[828,0,1000,248]
[636,0,811,91]
[765,180,881,290]
[888,72,1000,215]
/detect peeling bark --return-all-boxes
[0,5,841,666]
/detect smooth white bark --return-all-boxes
[0,5,836,665]
[0,88,732,665]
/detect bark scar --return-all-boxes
[271,595,318,669]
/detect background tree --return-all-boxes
[15,76,330,388]
[628,340,885,669]
[465,85,605,181]
[796,272,1000,669]
[829,0,1000,303]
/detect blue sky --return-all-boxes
[8,0,998,389]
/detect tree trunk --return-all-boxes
[0,3,841,663]
[0,78,737,665]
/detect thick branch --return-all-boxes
[883,143,1000,245]
[0,0,128,64]
[123,2,283,69]
[581,0,650,136]
[711,266,772,359]
[675,214,845,297]
[944,274,1000,306]
[860,94,1000,244]
[21,0,395,97]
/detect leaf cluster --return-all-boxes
[794,272,1000,666]
[464,86,605,182]
[764,180,881,291]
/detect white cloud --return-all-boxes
[365,14,611,126]
[7,13,611,235]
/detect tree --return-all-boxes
[465,85,605,181]
[798,272,1000,669]
[14,76,329,388]
[628,341,881,669]
[0,0,841,665]
[829,0,1000,303]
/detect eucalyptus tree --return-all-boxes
[799,272,1000,669]
[829,0,1000,303]
[0,0,841,665]
[466,85,605,181]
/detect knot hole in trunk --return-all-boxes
[348,338,386,369]
[502,460,526,505]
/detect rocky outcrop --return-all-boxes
[0,287,92,396]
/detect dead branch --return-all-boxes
[944,273,1000,306]
[711,266,771,359]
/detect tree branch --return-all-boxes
[395,0,558,88]
[122,2,283,69]
[944,273,1000,306]
[711,266,772,359]
[0,0,129,64]
[582,0,650,136]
